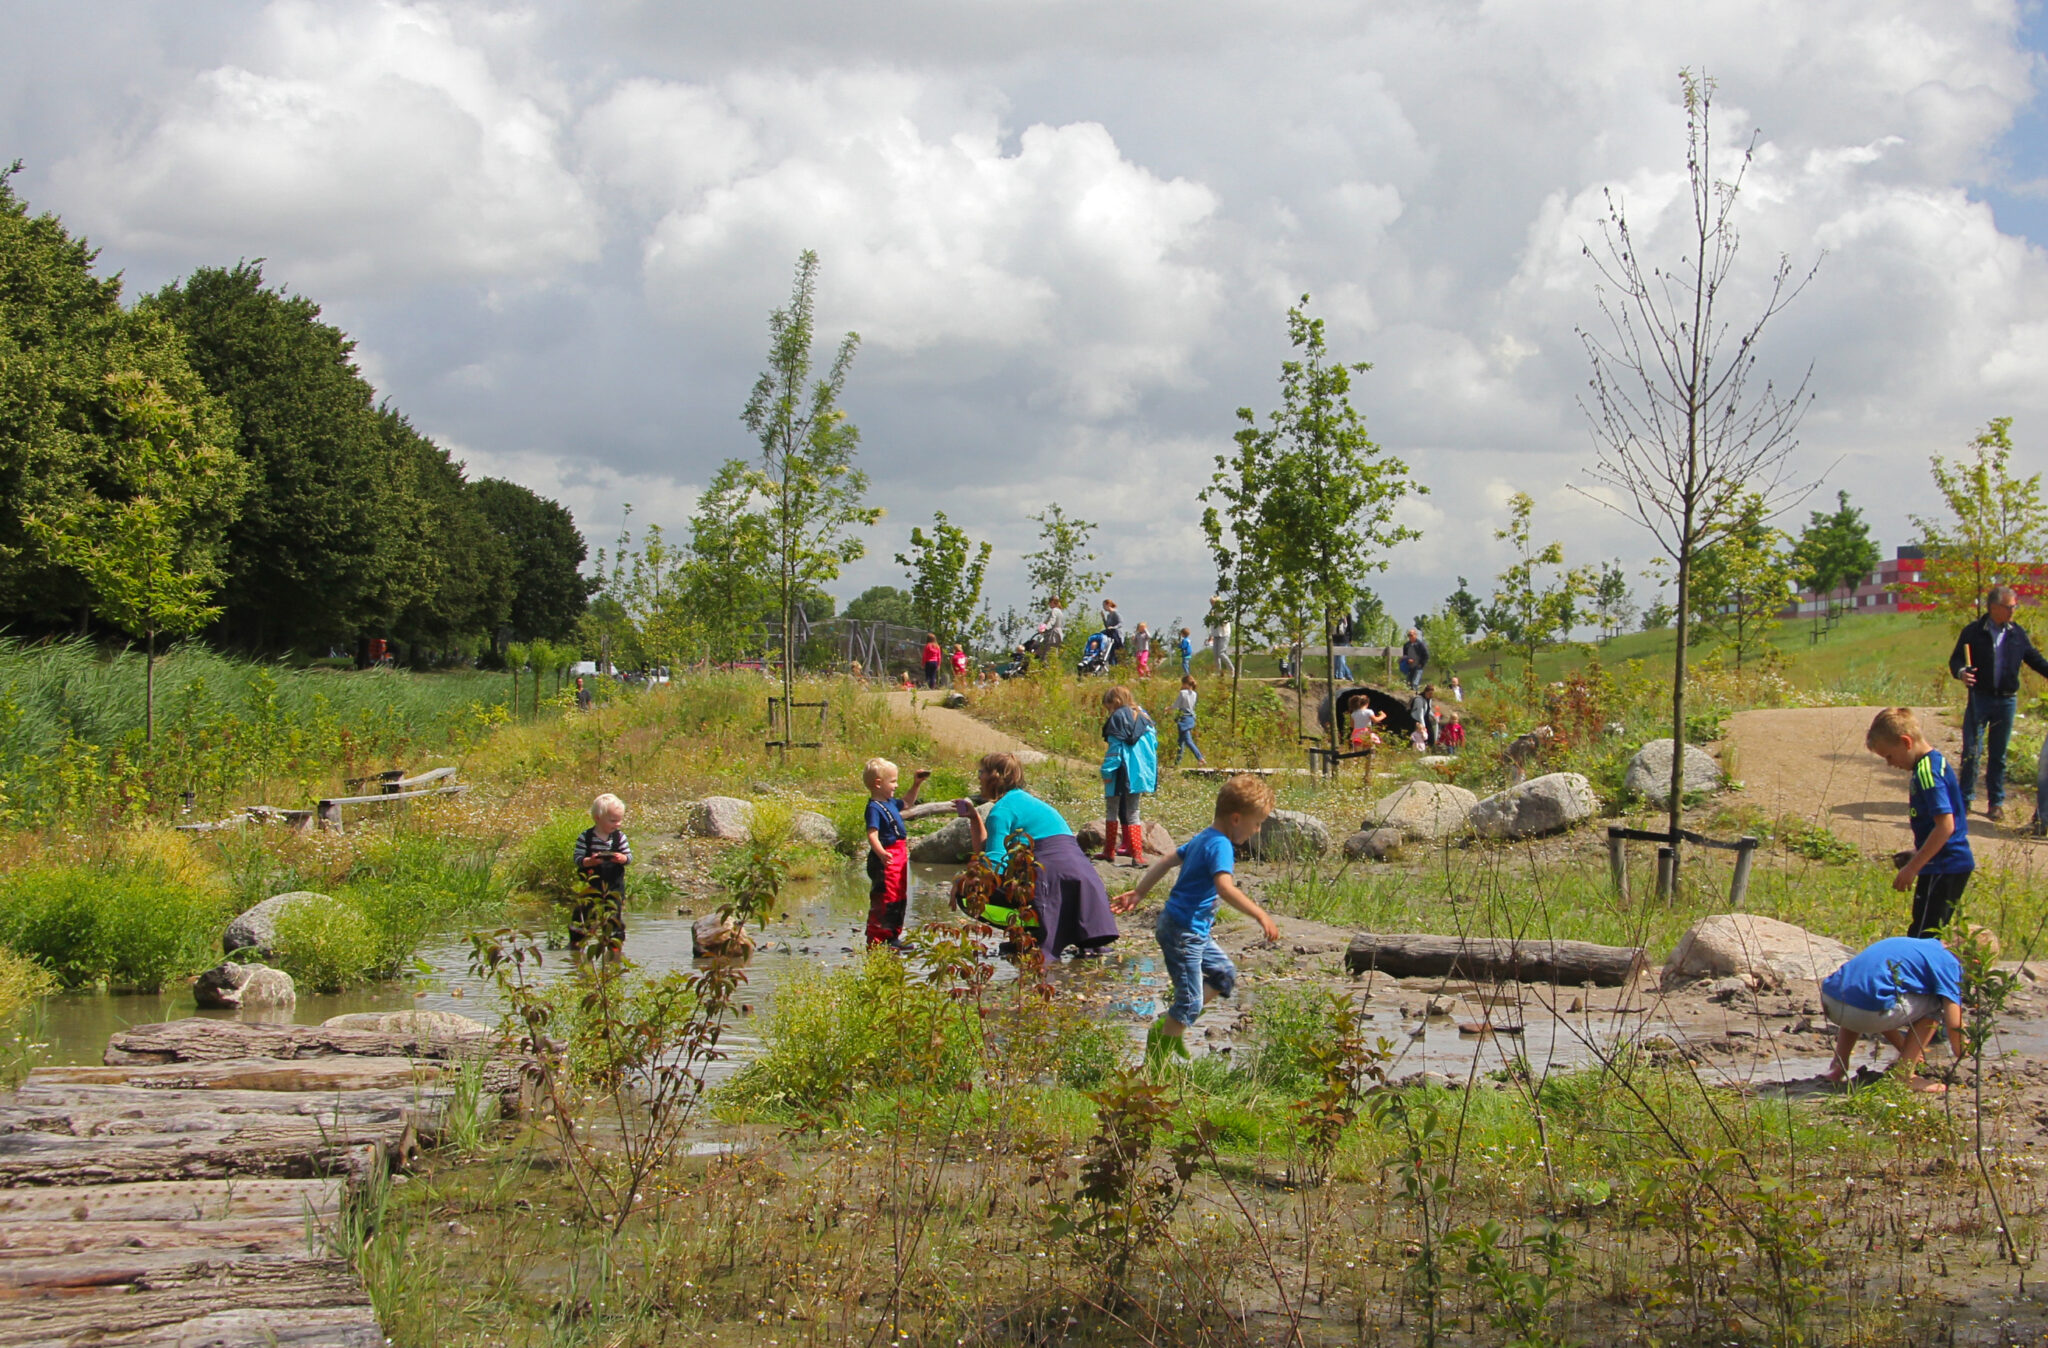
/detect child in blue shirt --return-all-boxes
[1866,707,1974,937]
[1820,934,1972,1092]
[862,757,929,946]
[1111,774,1281,1069]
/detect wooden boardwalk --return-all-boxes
[0,1016,522,1347]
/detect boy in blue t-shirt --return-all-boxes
[1819,934,1973,1092]
[862,757,930,947]
[1111,774,1281,1069]
[1865,707,1974,937]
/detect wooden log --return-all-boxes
[0,1126,388,1187]
[391,765,457,790]
[0,1222,315,1279]
[2,1082,484,1144]
[1344,932,1647,986]
[0,1178,344,1223]
[0,1262,378,1346]
[106,1018,492,1066]
[33,1055,458,1093]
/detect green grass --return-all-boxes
[0,858,231,991]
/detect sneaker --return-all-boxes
[1988,804,2006,823]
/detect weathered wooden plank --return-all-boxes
[0,1216,311,1259]
[106,1018,491,1066]
[32,1055,455,1093]
[1344,932,1647,987]
[3,1082,490,1147]
[0,1178,344,1223]
[124,1306,385,1348]
[0,1259,376,1346]
[0,1129,387,1187]
[391,765,457,790]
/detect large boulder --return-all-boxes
[1342,827,1405,861]
[909,802,995,864]
[685,796,756,840]
[792,810,841,848]
[193,961,296,1011]
[1468,773,1598,840]
[223,892,332,959]
[1075,820,1176,859]
[1364,781,1480,841]
[1625,739,1722,805]
[1243,809,1332,861]
[1664,914,1852,991]
[323,1010,489,1038]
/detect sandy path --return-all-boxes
[881,689,1093,775]
[1722,704,2042,869]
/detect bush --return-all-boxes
[505,811,593,901]
[0,946,54,1022]
[1243,985,1349,1093]
[0,862,228,991]
[270,894,383,992]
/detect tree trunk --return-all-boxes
[1669,537,1694,878]
[1229,595,1244,733]
[1343,932,1646,986]
[1326,618,1341,772]
[144,629,156,744]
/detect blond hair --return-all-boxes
[1216,773,1276,819]
[591,793,625,823]
[1865,707,1921,750]
[862,757,898,789]
[1101,685,1135,711]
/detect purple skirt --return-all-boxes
[1030,833,1120,956]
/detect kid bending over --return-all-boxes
[863,757,929,946]
[571,794,633,960]
[1111,774,1281,1069]
[1821,933,1978,1093]
[1866,706,1974,937]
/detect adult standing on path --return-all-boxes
[1330,611,1353,681]
[921,633,943,690]
[1042,597,1067,653]
[1948,584,2048,822]
[1101,599,1124,664]
[1207,597,1235,673]
[1399,627,1430,690]
[960,753,1120,956]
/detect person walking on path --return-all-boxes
[1100,600,1125,665]
[1207,598,1234,674]
[921,633,943,690]
[1399,627,1430,690]
[1947,585,2048,822]
[1177,627,1195,677]
[1330,612,1353,681]
[1042,598,1067,652]
[1172,674,1205,765]
[1133,621,1153,677]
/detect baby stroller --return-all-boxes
[1076,631,1111,675]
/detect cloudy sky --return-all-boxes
[5,1,2046,632]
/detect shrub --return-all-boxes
[0,862,228,991]
[0,946,54,1022]
[270,894,383,992]
[1243,985,1350,1092]
[505,811,592,901]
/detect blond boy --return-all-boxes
[1866,708,1974,938]
[570,793,632,959]
[862,757,929,946]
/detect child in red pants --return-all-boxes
[864,757,930,946]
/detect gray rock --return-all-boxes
[193,961,296,1010]
[1664,914,1852,991]
[1364,781,1480,841]
[223,892,333,958]
[1468,773,1598,839]
[1342,827,1405,861]
[909,803,995,863]
[685,796,756,840]
[1624,739,1722,805]
[792,810,841,848]
[693,912,754,959]
[942,691,969,709]
[1243,809,1332,861]
[1075,820,1176,858]
[323,1010,489,1038]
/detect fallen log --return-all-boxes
[105,1018,491,1067]
[2,1082,487,1145]
[0,1126,388,1187]
[1344,932,1646,987]
[0,1263,377,1347]
[0,1177,344,1223]
[36,1053,528,1118]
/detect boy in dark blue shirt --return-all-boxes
[1112,774,1281,1070]
[1866,707,1974,938]
[570,793,633,961]
[862,757,929,947]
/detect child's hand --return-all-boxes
[1891,867,1915,893]
[914,769,931,781]
[1257,913,1280,942]
[1110,890,1141,915]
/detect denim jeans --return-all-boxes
[1961,691,2017,807]
[1175,725,1204,764]
[1156,913,1235,1026]
[1333,654,1350,680]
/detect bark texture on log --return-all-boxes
[36,1055,456,1093]
[1344,932,1646,986]
[0,1267,378,1347]
[0,1177,344,1224]
[105,1019,491,1066]
[0,1129,388,1187]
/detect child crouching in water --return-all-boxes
[1111,774,1281,1069]
[571,793,632,961]
[863,757,930,946]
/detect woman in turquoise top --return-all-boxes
[958,752,1119,955]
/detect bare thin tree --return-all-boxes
[1578,71,1819,865]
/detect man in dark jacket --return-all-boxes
[1399,628,1429,690]
[1947,585,2048,822]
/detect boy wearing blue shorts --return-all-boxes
[1112,773,1280,1069]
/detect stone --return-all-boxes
[908,803,994,864]
[192,961,296,1011]
[792,810,841,848]
[222,891,333,959]
[1342,828,1405,861]
[322,1010,489,1038]
[1705,976,1756,1003]
[1468,773,1598,840]
[1364,781,1480,841]
[1664,914,1853,991]
[942,691,969,709]
[685,796,756,840]
[1242,809,1332,861]
[1624,739,1722,805]
[693,912,755,959]
[1074,820,1175,858]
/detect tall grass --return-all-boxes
[0,638,514,827]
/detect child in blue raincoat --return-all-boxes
[1099,684,1159,867]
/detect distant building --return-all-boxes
[1781,546,1933,617]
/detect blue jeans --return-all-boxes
[1961,691,2017,808]
[1175,724,1204,764]
[1156,913,1235,1026]
[1181,652,1192,676]
[1334,654,1351,680]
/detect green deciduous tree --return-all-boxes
[1909,418,2048,619]
[741,251,879,725]
[844,584,917,627]
[471,478,591,642]
[1487,492,1596,686]
[1688,491,1792,669]
[1789,489,1879,616]
[1024,503,1109,618]
[1592,561,1637,642]
[1201,424,1272,729]
[26,369,246,740]
[896,510,992,647]
[679,459,773,665]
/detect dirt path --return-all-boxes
[881,689,1093,775]
[1722,704,2044,870]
